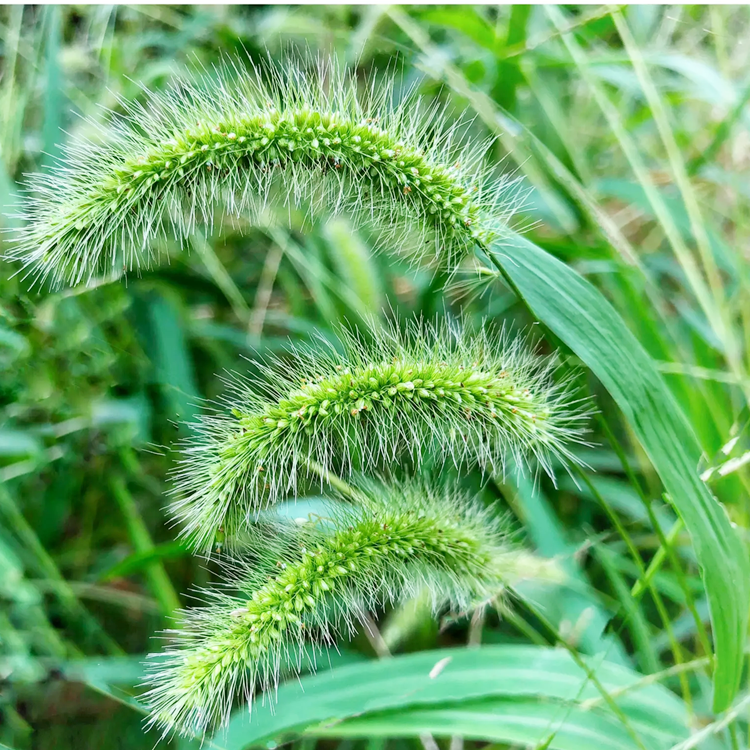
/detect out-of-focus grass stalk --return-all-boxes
[611,9,742,386]
[109,470,181,619]
[574,468,693,709]
[0,486,122,655]
[519,596,649,750]
[544,5,731,367]
[595,546,660,675]
[597,416,712,659]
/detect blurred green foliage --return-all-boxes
[2,4,750,749]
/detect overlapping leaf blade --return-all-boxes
[218,645,688,749]
[490,234,750,711]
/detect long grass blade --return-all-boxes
[486,232,750,712]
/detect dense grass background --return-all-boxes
[2,4,750,749]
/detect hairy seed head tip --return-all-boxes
[144,478,557,736]
[8,56,522,288]
[170,319,591,552]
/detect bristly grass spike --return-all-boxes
[170,318,591,552]
[6,52,591,739]
[8,55,523,287]
[144,478,560,737]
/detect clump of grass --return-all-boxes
[8,51,588,739]
[171,318,590,552]
[145,479,557,737]
[9,57,521,287]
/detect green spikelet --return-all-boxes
[171,319,590,552]
[9,58,521,287]
[144,479,558,736]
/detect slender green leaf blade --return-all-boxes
[219,645,687,748]
[143,291,200,427]
[41,5,64,171]
[310,699,666,750]
[490,234,750,711]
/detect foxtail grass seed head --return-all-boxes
[171,319,590,552]
[9,57,522,288]
[144,480,558,737]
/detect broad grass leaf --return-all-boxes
[490,234,750,711]
[309,699,673,750]
[219,645,688,748]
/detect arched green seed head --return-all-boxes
[144,479,559,737]
[9,58,521,288]
[171,319,591,552]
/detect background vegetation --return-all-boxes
[1,4,750,749]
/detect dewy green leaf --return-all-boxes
[487,233,750,712]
